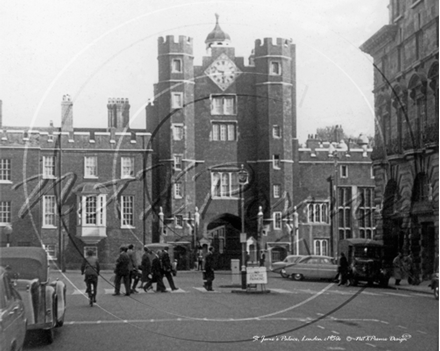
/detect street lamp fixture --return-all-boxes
[238,164,248,290]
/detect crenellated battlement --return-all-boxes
[158,35,193,56]
[0,128,151,150]
[298,140,372,162]
[254,37,294,57]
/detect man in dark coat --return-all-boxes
[127,244,140,293]
[337,252,349,286]
[143,250,167,292]
[140,246,152,289]
[113,246,131,296]
[203,247,215,291]
[161,248,178,291]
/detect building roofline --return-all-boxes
[360,25,398,55]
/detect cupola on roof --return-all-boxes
[205,14,231,49]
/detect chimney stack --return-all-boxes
[107,98,130,130]
[61,95,73,131]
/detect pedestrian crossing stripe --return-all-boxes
[269,288,295,294]
[193,287,220,293]
[361,291,381,296]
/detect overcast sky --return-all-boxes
[0,0,388,143]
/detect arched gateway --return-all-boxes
[205,214,242,270]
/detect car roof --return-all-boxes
[299,255,335,260]
[339,239,383,247]
[0,247,48,282]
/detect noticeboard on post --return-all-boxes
[246,267,267,284]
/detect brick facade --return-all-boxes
[361,0,439,280]
[147,19,375,269]
[0,96,152,269]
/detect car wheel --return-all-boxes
[280,272,289,278]
[44,328,54,344]
[292,273,303,281]
[434,286,439,300]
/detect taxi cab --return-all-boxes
[0,266,27,351]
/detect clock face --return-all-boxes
[205,53,241,91]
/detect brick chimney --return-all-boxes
[107,98,130,130]
[61,94,73,131]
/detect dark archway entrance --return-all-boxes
[207,214,241,270]
[174,245,188,270]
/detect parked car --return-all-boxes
[0,247,66,344]
[281,255,338,281]
[271,255,306,278]
[339,239,391,287]
[0,266,27,351]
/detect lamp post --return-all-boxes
[257,206,263,263]
[292,206,299,255]
[328,140,347,257]
[159,206,164,243]
[186,207,199,270]
[238,165,248,290]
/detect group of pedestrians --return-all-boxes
[80,244,217,304]
[141,246,178,293]
[113,244,179,295]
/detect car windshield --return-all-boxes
[354,246,382,259]
[284,256,301,263]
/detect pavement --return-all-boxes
[54,268,435,295]
[388,278,434,295]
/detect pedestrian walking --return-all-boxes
[113,245,131,296]
[337,252,349,286]
[128,244,140,293]
[161,248,178,291]
[197,249,204,271]
[203,247,215,291]
[404,253,419,285]
[139,246,152,290]
[259,250,266,267]
[393,252,405,286]
[81,250,100,306]
[143,250,167,293]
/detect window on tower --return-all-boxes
[273,184,281,198]
[211,95,236,115]
[270,61,281,75]
[172,124,184,140]
[211,122,236,141]
[211,171,239,199]
[174,154,183,170]
[171,92,183,109]
[171,59,182,73]
[273,155,281,169]
[273,125,281,138]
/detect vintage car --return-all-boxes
[0,266,27,351]
[271,255,306,278]
[281,255,338,281]
[338,239,391,287]
[0,247,66,344]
